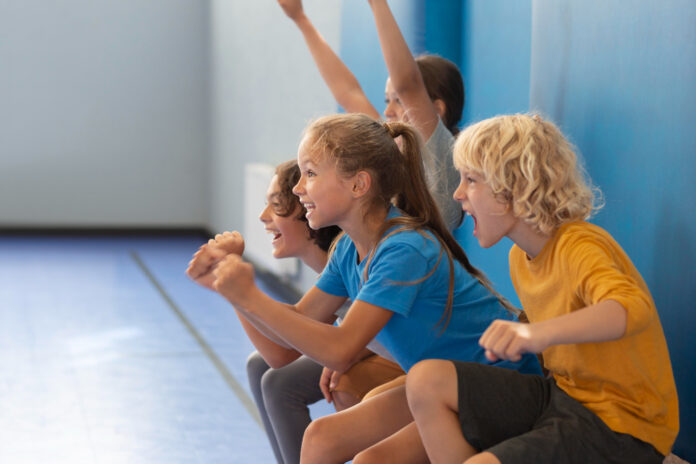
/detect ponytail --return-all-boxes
[306,114,517,333]
[372,121,518,331]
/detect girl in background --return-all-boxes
[277,0,464,231]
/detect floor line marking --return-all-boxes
[130,251,262,427]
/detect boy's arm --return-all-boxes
[368,0,440,139]
[479,300,628,362]
[278,0,380,118]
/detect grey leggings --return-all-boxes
[246,351,325,464]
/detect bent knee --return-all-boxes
[330,390,360,411]
[406,359,455,403]
[246,351,270,384]
[302,415,343,457]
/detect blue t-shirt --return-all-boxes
[316,207,541,374]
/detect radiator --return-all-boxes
[243,163,299,277]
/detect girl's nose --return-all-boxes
[384,102,396,120]
[292,179,304,195]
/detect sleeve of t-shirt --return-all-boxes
[316,238,350,298]
[354,241,431,317]
[566,232,654,336]
[423,118,463,231]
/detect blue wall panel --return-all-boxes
[454,0,533,308]
[530,0,696,458]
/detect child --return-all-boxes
[199,113,540,463]
[277,0,464,231]
[187,160,404,464]
[406,114,679,463]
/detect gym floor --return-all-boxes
[0,234,332,463]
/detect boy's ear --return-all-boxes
[351,171,372,198]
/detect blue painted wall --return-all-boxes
[454,0,534,308]
[341,1,695,457]
[530,1,696,457]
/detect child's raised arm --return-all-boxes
[277,0,379,118]
[368,0,440,139]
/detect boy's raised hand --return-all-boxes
[277,0,304,21]
[213,254,256,306]
[479,320,549,363]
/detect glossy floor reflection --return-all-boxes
[0,234,332,463]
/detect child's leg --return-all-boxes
[406,359,479,463]
[352,421,429,464]
[332,355,404,410]
[246,351,285,463]
[260,355,325,464]
[300,384,412,464]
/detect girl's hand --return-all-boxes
[277,0,304,21]
[212,254,256,306]
[478,320,549,363]
[213,231,245,256]
[186,242,229,290]
[319,366,342,404]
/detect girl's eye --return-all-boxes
[466,176,476,183]
[306,170,315,177]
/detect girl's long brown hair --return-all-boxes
[305,114,516,330]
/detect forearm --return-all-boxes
[537,300,628,347]
[232,308,301,368]
[233,287,363,371]
[369,0,422,96]
[293,14,379,118]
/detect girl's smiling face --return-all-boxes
[259,175,312,259]
[453,170,517,248]
[293,137,356,230]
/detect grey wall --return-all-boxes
[0,0,210,227]
[209,1,341,289]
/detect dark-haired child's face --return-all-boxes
[259,175,312,259]
[454,170,516,249]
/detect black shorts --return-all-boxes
[453,361,665,464]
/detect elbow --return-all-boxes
[324,346,361,373]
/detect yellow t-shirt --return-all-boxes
[509,221,679,456]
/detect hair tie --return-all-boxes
[383,122,398,139]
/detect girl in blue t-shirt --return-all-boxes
[201,113,541,464]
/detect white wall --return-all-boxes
[0,0,210,226]
[209,1,342,289]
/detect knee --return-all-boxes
[330,390,360,412]
[246,351,270,389]
[301,415,343,461]
[405,359,454,411]
[260,363,294,399]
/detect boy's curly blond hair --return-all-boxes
[453,114,602,235]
